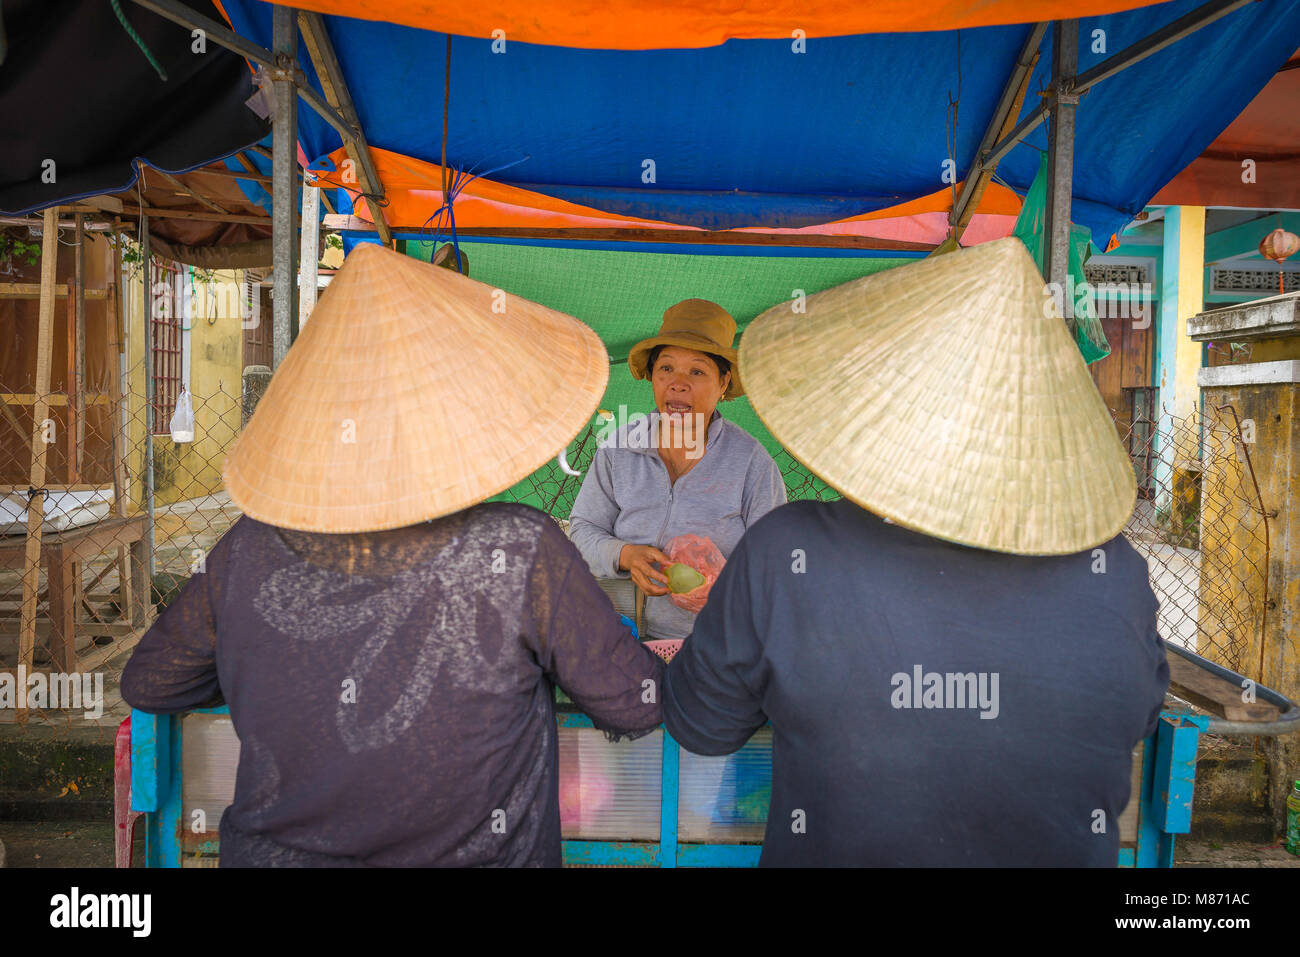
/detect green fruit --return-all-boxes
[666,563,706,594]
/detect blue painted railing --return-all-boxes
[129,704,1176,868]
[126,646,1298,868]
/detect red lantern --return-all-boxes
[1259,228,1300,295]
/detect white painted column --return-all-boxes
[299,184,321,327]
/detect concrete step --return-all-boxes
[1176,839,1300,867]
[1189,737,1278,844]
[0,821,134,868]
[0,726,115,822]
[0,789,112,823]
[1188,808,1276,844]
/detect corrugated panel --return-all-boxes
[180,713,240,855]
[558,728,662,841]
[595,577,637,619]
[1118,739,1144,844]
[678,729,771,843]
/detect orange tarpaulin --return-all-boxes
[1151,52,1300,211]
[270,0,1157,49]
[321,146,1022,245]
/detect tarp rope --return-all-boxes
[416,153,531,262]
[110,0,168,82]
[436,35,460,269]
[422,32,532,271]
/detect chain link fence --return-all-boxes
[1,240,250,741]
[1112,394,1271,678]
[0,366,245,740]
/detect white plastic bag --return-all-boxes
[170,389,194,443]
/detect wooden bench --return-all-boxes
[0,514,149,672]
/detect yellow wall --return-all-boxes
[1197,397,1270,676]
[1200,381,1300,834]
[124,263,245,508]
[1240,336,1300,363]
[175,273,244,503]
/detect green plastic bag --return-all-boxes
[1013,153,1110,364]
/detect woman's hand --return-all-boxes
[619,544,672,596]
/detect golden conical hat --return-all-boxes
[739,237,1135,555]
[223,243,608,532]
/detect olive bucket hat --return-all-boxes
[627,298,744,399]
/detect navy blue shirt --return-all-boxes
[664,499,1169,866]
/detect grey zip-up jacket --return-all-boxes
[568,408,788,640]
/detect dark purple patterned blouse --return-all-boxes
[121,502,665,867]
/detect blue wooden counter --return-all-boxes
[126,705,1189,868]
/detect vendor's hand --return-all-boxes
[619,544,671,596]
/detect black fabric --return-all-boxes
[0,0,270,214]
[664,499,1170,867]
[120,503,665,867]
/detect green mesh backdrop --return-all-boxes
[403,240,913,516]
[1012,153,1110,364]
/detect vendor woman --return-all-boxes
[569,299,787,642]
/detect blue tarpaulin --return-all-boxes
[219,0,1300,245]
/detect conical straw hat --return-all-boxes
[223,243,609,532]
[740,237,1136,555]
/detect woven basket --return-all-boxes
[642,638,683,662]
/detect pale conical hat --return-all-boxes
[223,243,608,532]
[739,237,1136,556]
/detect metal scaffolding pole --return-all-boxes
[949,23,1047,236]
[127,0,353,143]
[272,5,299,367]
[298,11,394,246]
[978,0,1244,182]
[1043,19,1079,294]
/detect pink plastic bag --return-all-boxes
[662,533,726,614]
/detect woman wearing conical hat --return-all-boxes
[120,244,665,868]
[661,238,1170,867]
[568,299,787,644]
